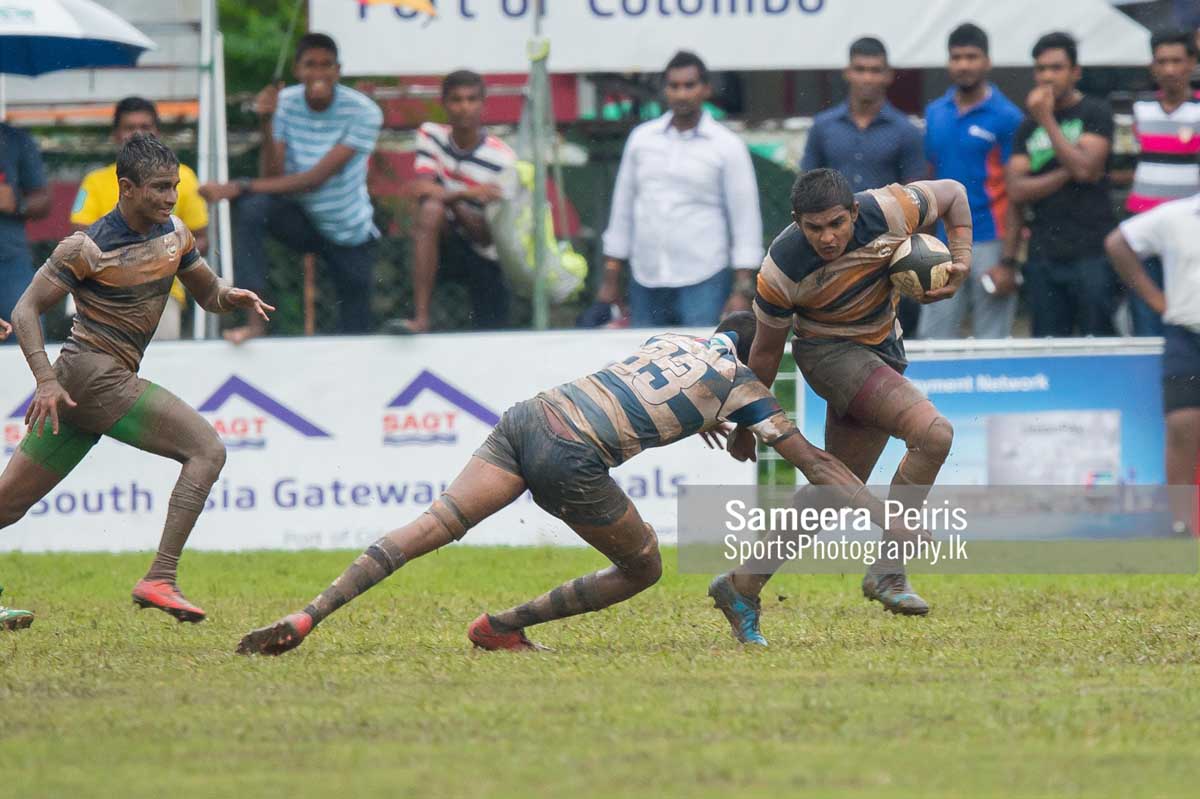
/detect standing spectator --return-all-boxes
[71,97,209,341]
[920,23,1025,339]
[200,33,383,342]
[0,122,50,345]
[1105,195,1200,534]
[1124,30,1200,336]
[802,37,925,337]
[1007,32,1116,337]
[396,70,516,334]
[597,51,762,328]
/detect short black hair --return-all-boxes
[1151,29,1199,59]
[295,32,338,62]
[113,96,158,130]
[849,37,888,63]
[790,168,855,216]
[715,311,757,365]
[442,69,486,100]
[116,132,178,186]
[664,50,710,83]
[948,23,989,55]
[1032,31,1078,66]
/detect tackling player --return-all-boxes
[719,168,971,635]
[237,312,894,655]
[0,134,273,625]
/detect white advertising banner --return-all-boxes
[310,0,1151,75]
[0,330,755,553]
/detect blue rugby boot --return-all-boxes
[862,571,930,616]
[708,573,768,646]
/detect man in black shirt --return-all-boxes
[1007,31,1117,337]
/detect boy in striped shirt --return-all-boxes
[201,33,383,342]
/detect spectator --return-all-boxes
[1007,32,1116,337]
[200,32,383,342]
[1105,195,1200,534]
[71,96,209,341]
[920,23,1025,340]
[1124,30,1200,336]
[396,70,516,334]
[802,37,924,337]
[0,122,50,345]
[598,51,762,328]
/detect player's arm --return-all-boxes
[1105,224,1165,315]
[11,272,75,436]
[0,317,11,341]
[746,321,789,391]
[909,179,971,301]
[1006,153,1071,205]
[178,258,275,320]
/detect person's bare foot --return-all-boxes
[385,317,429,335]
[223,318,266,345]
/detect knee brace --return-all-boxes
[424,493,473,541]
[903,415,954,464]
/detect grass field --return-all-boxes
[3,548,1199,798]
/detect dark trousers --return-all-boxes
[233,193,376,333]
[1024,253,1117,337]
[438,230,511,330]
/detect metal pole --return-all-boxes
[214,31,234,289]
[528,1,550,330]
[194,0,215,339]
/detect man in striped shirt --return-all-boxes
[397,70,517,333]
[201,33,383,342]
[1125,30,1200,336]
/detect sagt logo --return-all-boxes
[356,0,437,19]
[198,376,331,450]
[3,393,34,456]
[382,370,498,447]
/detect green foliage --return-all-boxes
[218,0,307,94]
[4,549,1200,797]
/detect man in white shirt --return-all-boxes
[1105,195,1200,533]
[597,51,763,327]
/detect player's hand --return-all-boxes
[224,288,275,322]
[0,318,11,341]
[1026,85,1055,122]
[255,81,283,118]
[199,182,242,203]
[728,426,758,463]
[0,183,17,214]
[921,262,969,304]
[25,379,77,437]
[699,422,733,450]
[984,263,1020,297]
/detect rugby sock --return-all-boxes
[144,474,210,583]
[302,537,407,626]
[488,572,607,632]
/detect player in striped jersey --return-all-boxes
[237,311,890,655]
[724,168,971,618]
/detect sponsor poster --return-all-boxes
[0,331,754,552]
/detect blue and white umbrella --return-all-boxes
[0,0,154,77]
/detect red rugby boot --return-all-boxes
[467,613,550,652]
[131,579,207,623]
[236,612,314,656]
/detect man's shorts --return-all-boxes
[1162,325,1200,413]
[792,336,909,419]
[474,396,629,527]
[18,350,154,476]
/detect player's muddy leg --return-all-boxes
[483,499,662,643]
[104,383,226,622]
[237,457,526,655]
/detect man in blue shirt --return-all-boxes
[801,37,925,336]
[919,23,1024,339]
[201,33,383,342]
[0,123,50,345]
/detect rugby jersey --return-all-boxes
[273,83,382,246]
[754,182,938,346]
[1127,93,1200,213]
[39,209,200,373]
[542,332,794,467]
[414,122,516,259]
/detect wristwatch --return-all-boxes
[999,256,1019,269]
[235,178,255,196]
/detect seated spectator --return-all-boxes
[395,70,516,334]
[597,51,762,328]
[200,32,382,342]
[1007,32,1116,337]
[0,121,50,346]
[71,96,208,341]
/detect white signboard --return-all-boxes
[310,0,1151,75]
[0,330,755,553]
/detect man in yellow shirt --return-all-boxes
[71,97,209,339]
